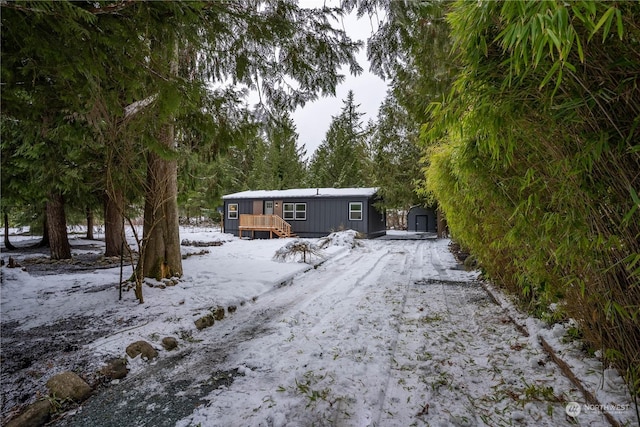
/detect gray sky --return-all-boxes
[292,2,389,159]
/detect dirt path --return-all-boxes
[49,239,611,426]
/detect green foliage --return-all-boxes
[423,0,640,397]
[208,110,308,203]
[307,90,371,187]
[343,1,454,213]
[248,113,308,190]
[2,1,363,243]
[369,94,424,211]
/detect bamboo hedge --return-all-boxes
[425,0,640,401]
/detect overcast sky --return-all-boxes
[292,3,390,159]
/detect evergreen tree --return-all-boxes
[344,0,453,215]
[308,90,370,187]
[177,92,258,221]
[347,0,454,125]
[2,1,362,279]
[369,94,423,215]
[221,112,307,192]
[262,113,307,190]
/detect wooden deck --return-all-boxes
[238,214,295,238]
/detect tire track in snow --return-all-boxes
[376,244,612,427]
[55,239,611,427]
[54,247,392,427]
[370,241,421,427]
[175,241,417,426]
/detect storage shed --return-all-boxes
[222,187,386,239]
[407,206,437,233]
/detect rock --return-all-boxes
[228,305,237,314]
[194,314,215,330]
[161,337,178,351]
[213,306,225,321]
[101,358,128,379]
[126,340,158,361]
[46,371,92,402]
[5,399,52,427]
[181,239,223,247]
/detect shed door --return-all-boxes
[264,201,274,215]
[416,215,428,232]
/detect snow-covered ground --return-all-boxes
[0,227,636,426]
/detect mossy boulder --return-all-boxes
[46,371,92,402]
[126,340,158,361]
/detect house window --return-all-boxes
[228,203,238,219]
[349,202,363,221]
[283,202,306,220]
[295,203,306,220]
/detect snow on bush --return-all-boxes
[273,239,324,263]
[316,229,361,249]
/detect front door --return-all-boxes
[416,215,428,232]
[264,201,274,215]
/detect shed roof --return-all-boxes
[222,187,378,200]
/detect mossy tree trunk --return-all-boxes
[137,122,182,281]
[104,189,128,257]
[46,192,71,260]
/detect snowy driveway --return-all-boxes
[54,238,612,427]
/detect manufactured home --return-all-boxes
[222,187,386,239]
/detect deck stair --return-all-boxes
[239,214,296,238]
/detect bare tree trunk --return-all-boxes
[46,193,71,259]
[104,189,128,257]
[35,210,50,248]
[3,212,16,250]
[86,207,94,240]
[137,122,183,280]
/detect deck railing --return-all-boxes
[239,214,292,237]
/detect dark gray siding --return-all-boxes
[284,197,367,238]
[366,198,386,238]
[222,199,254,236]
[223,195,386,238]
[407,206,437,232]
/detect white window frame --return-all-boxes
[349,202,363,221]
[283,203,294,220]
[294,203,306,220]
[283,202,306,221]
[228,203,238,220]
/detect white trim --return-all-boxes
[228,203,238,220]
[283,203,294,220]
[294,203,306,220]
[349,202,363,221]
[283,202,306,221]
